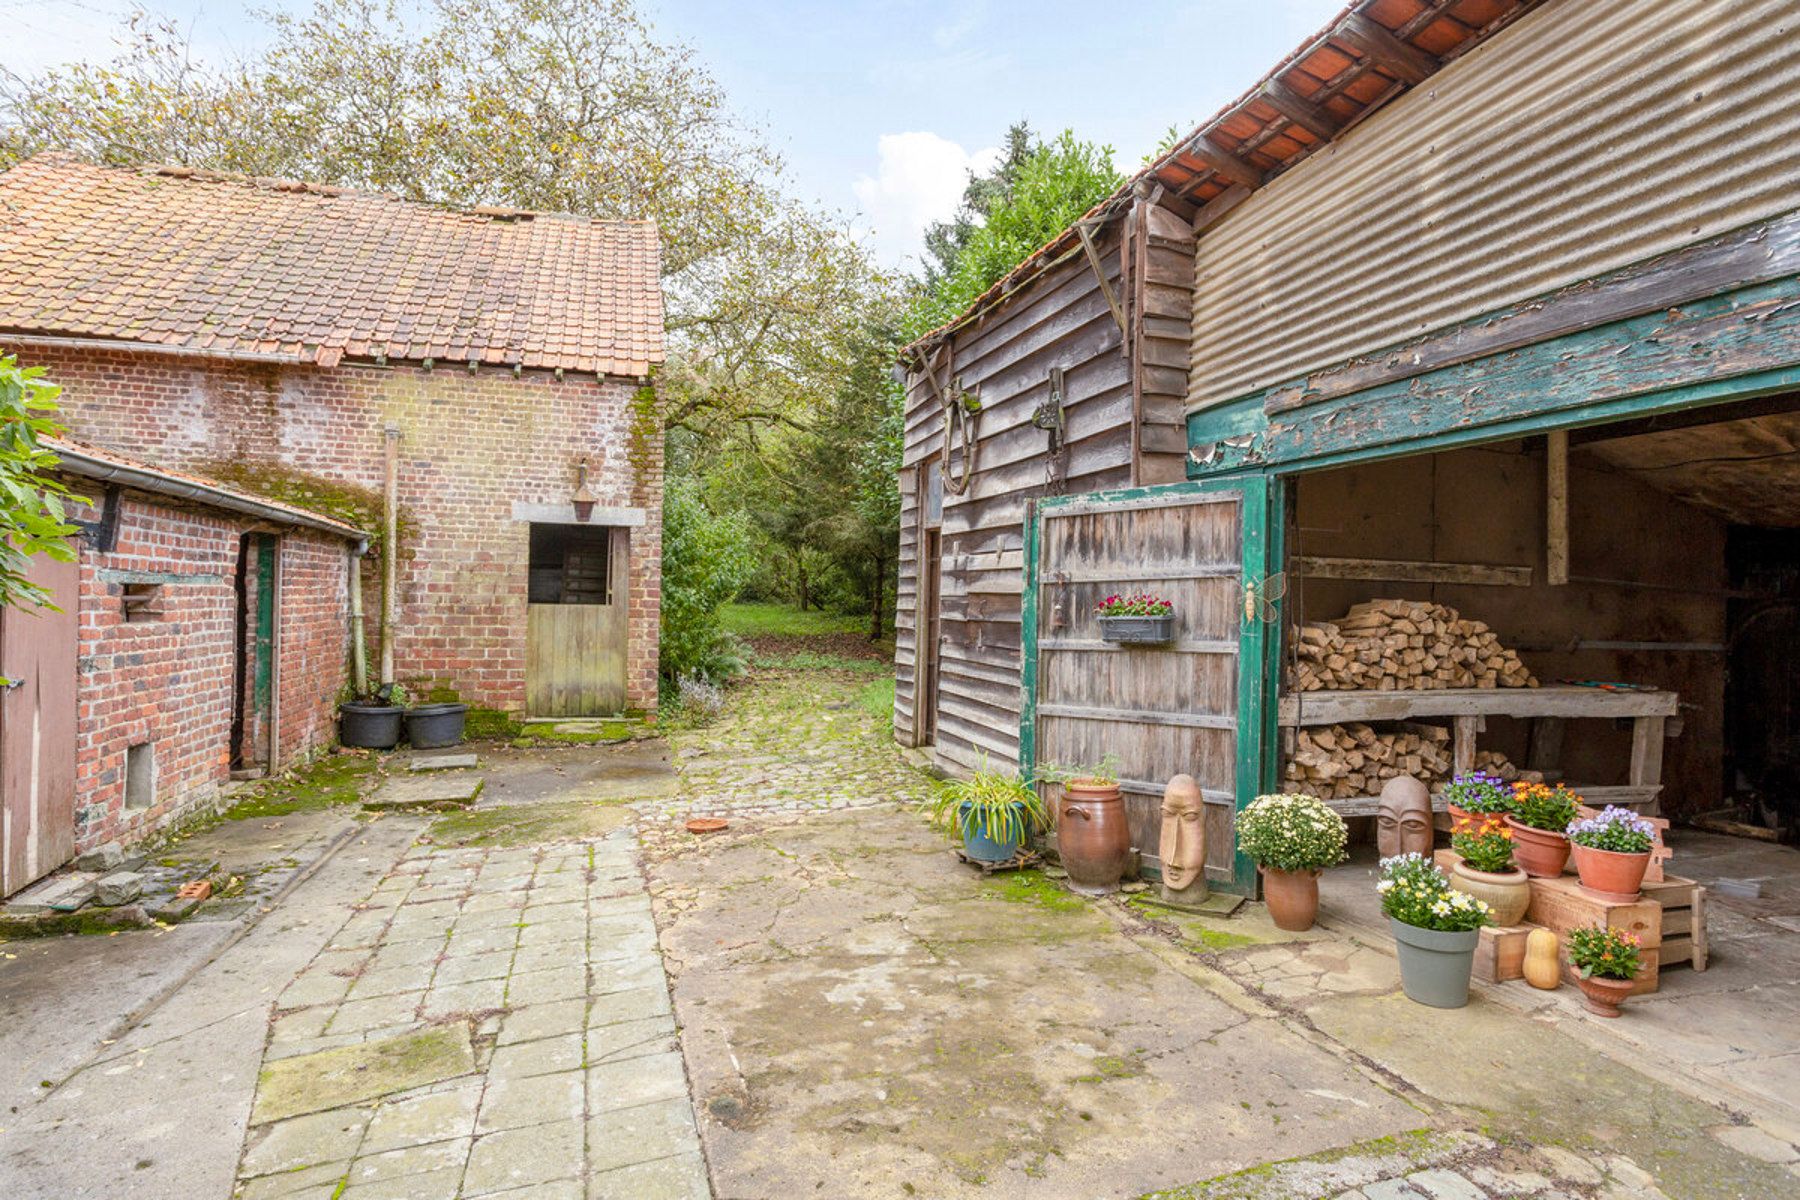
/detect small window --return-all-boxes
[924,463,944,529]
[124,742,156,810]
[528,524,614,605]
[121,582,163,623]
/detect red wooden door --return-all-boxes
[1,551,80,898]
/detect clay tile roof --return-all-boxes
[0,155,665,377]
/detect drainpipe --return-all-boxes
[349,545,369,697]
[380,426,399,688]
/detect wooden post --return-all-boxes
[1452,715,1480,774]
[349,550,369,697]
[1546,430,1569,586]
[380,426,399,688]
[1629,715,1667,788]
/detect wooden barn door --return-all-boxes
[526,525,630,717]
[1026,480,1278,894]
[1,550,79,898]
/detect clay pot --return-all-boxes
[1449,860,1531,927]
[1057,780,1131,895]
[1576,974,1636,1018]
[1504,816,1572,878]
[1260,866,1322,932]
[1445,802,1472,828]
[1570,843,1651,902]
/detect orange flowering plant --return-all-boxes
[1567,925,1642,981]
[1450,812,1516,873]
[1511,782,1581,832]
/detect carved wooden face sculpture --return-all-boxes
[1377,776,1433,858]
[1159,774,1205,890]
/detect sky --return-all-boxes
[6,0,1347,269]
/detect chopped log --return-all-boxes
[1287,599,1537,693]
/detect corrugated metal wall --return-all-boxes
[1189,0,1800,412]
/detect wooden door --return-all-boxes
[919,529,942,744]
[1,550,79,898]
[1026,482,1276,892]
[526,526,629,716]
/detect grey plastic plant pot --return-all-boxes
[339,703,403,749]
[1097,614,1175,644]
[1390,917,1480,1009]
[405,702,469,749]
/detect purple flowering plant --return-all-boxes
[1566,805,1657,854]
[1442,770,1513,815]
[1095,593,1174,618]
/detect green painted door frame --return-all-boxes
[1021,475,1284,896]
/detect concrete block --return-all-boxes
[410,754,479,772]
[75,842,125,872]
[364,775,484,810]
[96,870,145,906]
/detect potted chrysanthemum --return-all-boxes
[1237,792,1348,931]
[1378,853,1492,1008]
[1566,806,1657,901]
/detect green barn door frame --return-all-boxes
[1021,474,1285,896]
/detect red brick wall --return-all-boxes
[35,348,663,712]
[75,494,349,851]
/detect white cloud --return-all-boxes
[851,131,1001,270]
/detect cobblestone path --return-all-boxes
[234,828,707,1200]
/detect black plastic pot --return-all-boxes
[405,702,469,749]
[339,703,404,749]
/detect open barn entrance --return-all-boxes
[1284,390,1800,1013]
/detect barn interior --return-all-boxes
[1291,394,1800,1106]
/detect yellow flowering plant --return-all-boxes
[1450,812,1517,873]
[1378,853,1492,932]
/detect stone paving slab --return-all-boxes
[365,774,486,810]
[234,826,711,1200]
[412,753,480,772]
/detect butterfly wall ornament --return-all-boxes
[1241,571,1287,626]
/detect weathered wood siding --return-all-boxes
[895,209,1196,774]
[1189,0,1800,412]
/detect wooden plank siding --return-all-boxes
[895,203,1198,774]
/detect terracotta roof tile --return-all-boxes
[0,155,665,377]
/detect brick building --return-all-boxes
[0,156,666,895]
[0,437,362,897]
[0,155,667,716]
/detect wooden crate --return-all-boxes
[1474,923,1531,984]
[1642,874,1707,971]
[1526,873,1662,995]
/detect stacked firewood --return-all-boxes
[1282,723,1543,801]
[1289,600,1538,692]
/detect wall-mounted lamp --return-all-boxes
[571,456,598,522]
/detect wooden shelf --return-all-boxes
[1327,783,1661,819]
[1279,685,1678,727]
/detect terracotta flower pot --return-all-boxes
[1504,816,1571,878]
[1446,802,1472,828]
[1260,866,1322,931]
[1576,974,1636,1018]
[1450,860,1531,926]
[1570,843,1651,902]
[1057,780,1131,895]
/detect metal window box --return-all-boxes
[1097,614,1175,644]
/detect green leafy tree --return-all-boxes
[658,477,758,685]
[0,355,80,610]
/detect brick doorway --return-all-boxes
[525,524,629,716]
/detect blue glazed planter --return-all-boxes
[960,801,1026,863]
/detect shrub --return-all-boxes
[1566,805,1656,854]
[1237,793,1349,872]
[1442,771,1513,815]
[1567,925,1642,981]
[926,763,1048,848]
[1378,853,1492,932]
[1511,782,1581,832]
[1450,811,1516,873]
[673,672,727,722]
[660,479,757,685]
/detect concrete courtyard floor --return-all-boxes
[2,664,1798,1199]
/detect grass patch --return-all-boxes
[509,721,635,747]
[426,800,631,848]
[983,869,1088,913]
[223,755,378,820]
[857,677,896,721]
[464,706,524,740]
[752,648,888,674]
[1125,894,1264,952]
[721,602,866,638]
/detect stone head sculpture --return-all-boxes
[1376,775,1433,858]
[1159,774,1206,897]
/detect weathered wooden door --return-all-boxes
[526,526,629,716]
[1,550,80,898]
[1025,480,1277,894]
[919,528,942,744]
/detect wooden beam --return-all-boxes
[1547,429,1569,586]
[1075,221,1128,337]
[1337,13,1440,84]
[1279,686,1680,727]
[1629,716,1668,788]
[1181,135,1263,191]
[1291,555,1532,587]
[1190,184,1252,236]
[1037,702,1234,730]
[1261,80,1341,142]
